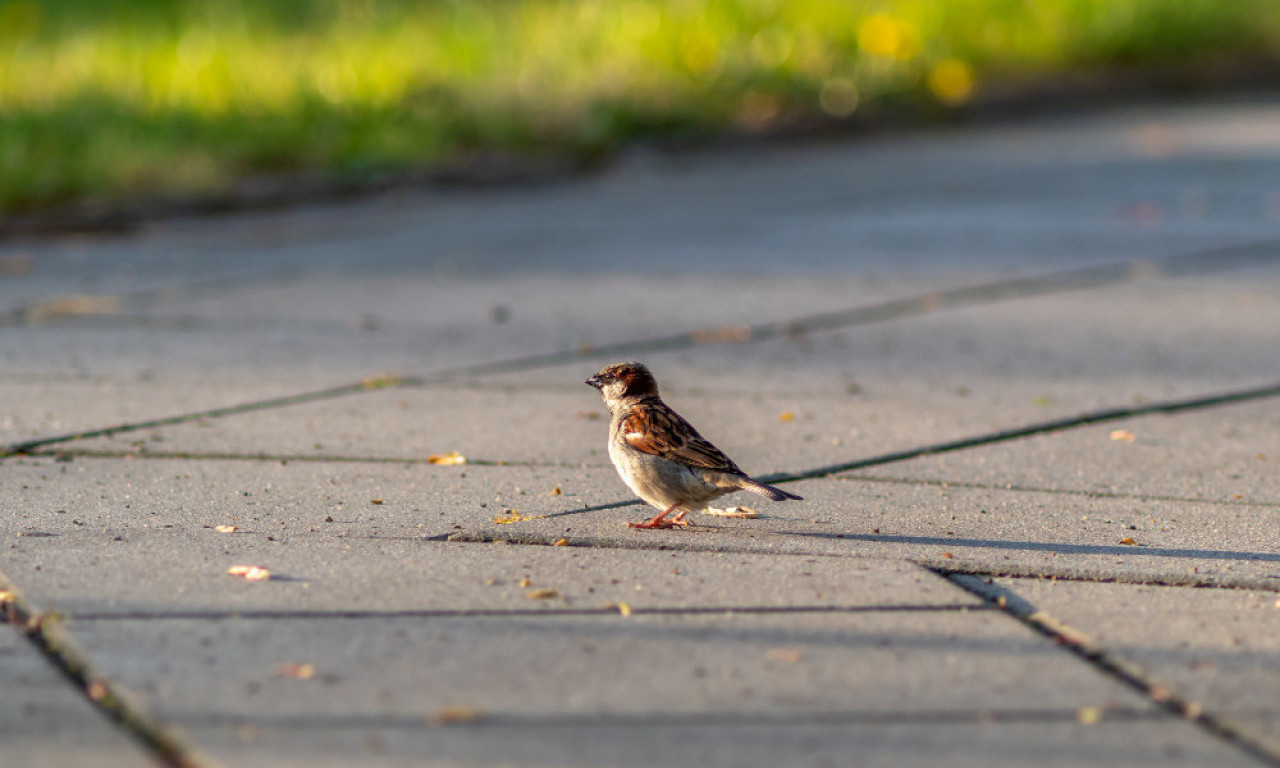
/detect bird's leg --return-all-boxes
[629,504,691,529]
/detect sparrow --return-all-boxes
[586,361,802,529]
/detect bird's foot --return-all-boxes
[628,514,692,530]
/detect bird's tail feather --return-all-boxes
[741,478,803,502]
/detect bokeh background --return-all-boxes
[2,0,1279,216]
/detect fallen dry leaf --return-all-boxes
[214,525,238,533]
[493,510,549,525]
[370,499,383,505]
[22,295,122,324]
[615,602,632,617]
[273,663,316,680]
[1110,430,1136,443]
[765,648,804,663]
[552,538,569,547]
[361,375,400,389]
[227,565,271,581]
[430,706,483,725]
[702,506,759,518]
[518,578,533,588]
[547,486,562,496]
[690,325,752,344]
[941,552,954,559]
[1119,537,1137,546]
[427,451,467,465]
[526,588,560,599]
[778,411,796,423]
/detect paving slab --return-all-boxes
[168,718,1259,768]
[0,454,590,543]
[62,607,1212,768]
[4,533,975,617]
[450,476,1280,589]
[0,622,153,767]
[993,577,1280,755]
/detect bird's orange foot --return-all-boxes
[628,516,692,530]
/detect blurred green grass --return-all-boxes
[1,0,1278,214]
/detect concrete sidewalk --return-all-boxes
[3,98,1280,767]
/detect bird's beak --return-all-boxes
[585,374,603,389]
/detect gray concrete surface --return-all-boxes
[3,98,1280,767]
[0,625,153,767]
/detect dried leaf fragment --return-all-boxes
[370,499,383,505]
[778,411,796,423]
[518,578,533,588]
[1110,430,1136,443]
[493,510,549,525]
[227,565,271,581]
[526,588,560,599]
[552,538,569,547]
[214,525,238,533]
[702,506,759,518]
[547,486,562,496]
[431,706,483,725]
[615,602,632,617]
[765,648,804,663]
[690,325,752,344]
[1119,537,1137,546]
[361,375,400,389]
[941,552,954,559]
[273,663,316,680]
[427,451,467,465]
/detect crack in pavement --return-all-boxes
[0,575,207,768]
[945,572,1280,767]
[4,238,1279,458]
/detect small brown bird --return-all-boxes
[586,361,802,529]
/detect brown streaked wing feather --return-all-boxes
[620,405,743,474]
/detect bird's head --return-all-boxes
[586,361,659,407]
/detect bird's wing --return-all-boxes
[620,404,744,474]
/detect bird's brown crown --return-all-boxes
[586,361,659,400]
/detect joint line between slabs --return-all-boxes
[65,603,992,622]
[3,239,1278,457]
[926,562,1280,594]
[939,571,1280,767]
[0,575,206,768]
[767,379,1280,487]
